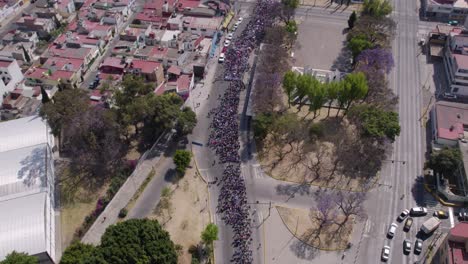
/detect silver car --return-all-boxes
[381,245,390,261]
[387,223,398,238]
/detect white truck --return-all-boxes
[420,217,441,234]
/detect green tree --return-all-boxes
[1,251,38,264]
[39,88,89,138]
[175,107,197,137]
[285,20,298,34]
[99,219,177,264]
[362,0,393,17]
[427,147,463,178]
[253,113,275,141]
[325,81,342,117]
[306,78,326,119]
[348,11,357,29]
[281,0,299,22]
[60,242,103,264]
[283,70,297,107]
[348,104,400,141]
[294,74,313,110]
[347,35,374,58]
[201,223,219,245]
[173,150,192,175]
[343,72,369,111]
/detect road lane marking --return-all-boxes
[258,212,263,223]
[449,207,455,228]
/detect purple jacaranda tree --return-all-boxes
[355,48,394,75]
[314,192,338,230]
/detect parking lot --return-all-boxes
[293,13,349,71]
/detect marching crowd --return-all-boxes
[208,0,277,263]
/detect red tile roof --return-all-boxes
[167,65,181,75]
[0,59,12,68]
[135,10,167,23]
[454,54,468,70]
[177,74,191,93]
[149,47,168,58]
[176,0,200,9]
[144,0,176,10]
[450,222,468,239]
[101,57,126,69]
[129,59,161,74]
[43,57,84,71]
[435,101,468,140]
[26,68,74,80]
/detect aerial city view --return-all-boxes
[1,0,468,262]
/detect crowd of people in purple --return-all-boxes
[208,0,277,262]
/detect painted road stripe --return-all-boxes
[449,207,455,228]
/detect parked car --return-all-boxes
[226,33,234,40]
[218,53,225,63]
[433,210,449,219]
[387,223,398,238]
[410,207,428,216]
[403,239,412,254]
[398,209,410,222]
[414,239,423,255]
[448,20,459,26]
[233,24,238,30]
[224,40,231,47]
[404,217,413,232]
[381,245,390,262]
[238,17,243,23]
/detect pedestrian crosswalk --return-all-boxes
[240,164,266,180]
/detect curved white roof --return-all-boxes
[0,116,55,261]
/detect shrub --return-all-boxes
[309,123,324,139]
[118,208,128,218]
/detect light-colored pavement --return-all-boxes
[81,131,174,245]
[126,148,175,219]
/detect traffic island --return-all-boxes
[276,206,354,251]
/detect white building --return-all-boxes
[425,0,468,21]
[0,57,24,97]
[443,32,468,95]
[0,116,56,263]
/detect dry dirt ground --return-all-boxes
[149,166,210,264]
[60,166,108,247]
[276,206,353,250]
[258,105,379,192]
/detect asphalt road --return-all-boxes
[350,1,453,264]
[192,2,458,264]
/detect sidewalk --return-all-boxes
[81,131,174,245]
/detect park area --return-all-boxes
[147,166,211,263]
[276,206,353,250]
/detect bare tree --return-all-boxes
[334,191,367,226]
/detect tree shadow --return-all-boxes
[330,42,353,73]
[289,239,319,261]
[164,168,178,183]
[411,175,427,206]
[18,145,47,188]
[275,183,312,198]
